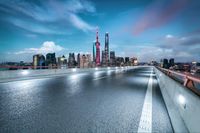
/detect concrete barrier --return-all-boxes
[0,66,135,82]
[155,67,200,133]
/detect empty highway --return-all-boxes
[0,67,173,133]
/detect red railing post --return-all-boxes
[167,70,171,76]
[184,76,195,89]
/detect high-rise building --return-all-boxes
[33,54,45,69]
[68,53,76,68]
[110,51,115,66]
[116,57,124,66]
[57,55,67,69]
[95,30,101,66]
[161,58,169,69]
[46,53,56,68]
[105,32,109,65]
[169,58,175,67]
[130,57,138,66]
[80,54,91,68]
[102,50,106,66]
[125,57,130,65]
[93,42,96,62]
[77,53,80,68]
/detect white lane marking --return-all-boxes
[93,76,108,81]
[138,69,153,133]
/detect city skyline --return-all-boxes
[0,0,200,62]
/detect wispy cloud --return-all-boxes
[0,0,97,34]
[66,0,96,13]
[69,14,96,32]
[9,17,66,35]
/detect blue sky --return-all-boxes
[0,0,200,62]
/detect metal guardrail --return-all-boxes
[0,65,132,70]
[157,67,200,96]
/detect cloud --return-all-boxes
[152,33,200,62]
[162,33,200,47]
[0,41,67,62]
[111,36,200,62]
[69,14,96,32]
[135,46,173,62]
[165,34,174,39]
[66,0,96,13]
[133,0,189,35]
[9,17,66,35]
[124,44,196,62]
[15,41,65,55]
[25,34,37,38]
[0,0,97,34]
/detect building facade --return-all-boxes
[105,32,109,65]
[68,53,76,68]
[57,55,67,69]
[125,57,130,66]
[80,54,91,68]
[33,54,45,69]
[161,58,169,69]
[93,42,96,63]
[46,53,56,68]
[116,57,124,66]
[169,58,175,67]
[77,53,80,68]
[102,50,106,66]
[110,51,115,66]
[130,57,138,66]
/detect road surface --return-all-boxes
[0,67,173,133]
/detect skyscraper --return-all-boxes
[46,53,56,68]
[95,30,100,66]
[57,55,67,69]
[116,57,124,66]
[68,53,76,68]
[169,58,175,67]
[93,42,96,62]
[77,53,80,68]
[162,59,169,69]
[105,32,109,65]
[102,50,106,66]
[130,57,138,66]
[80,54,91,68]
[33,54,45,69]
[125,57,130,66]
[110,51,115,66]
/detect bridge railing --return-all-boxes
[0,65,50,70]
[157,67,200,96]
[0,65,132,70]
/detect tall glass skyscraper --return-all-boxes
[105,32,109,65]
[93,42,96,62]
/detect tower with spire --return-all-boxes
[95,29,101,66]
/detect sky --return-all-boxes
[0,0,200,62]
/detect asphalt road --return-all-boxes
[0,67,173,133]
